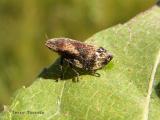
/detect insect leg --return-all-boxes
[91,70,100,77]
[59,56,64,70]
[58,56,64,81]
[69,63,79,82]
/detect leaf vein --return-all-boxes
[143,49,160,120]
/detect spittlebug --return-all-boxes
[45,38,113,80]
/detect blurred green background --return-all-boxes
[0,0,155,110]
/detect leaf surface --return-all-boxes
[1,5,160,120]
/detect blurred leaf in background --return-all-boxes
[0,0,155,110]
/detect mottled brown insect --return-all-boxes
[45,38,113,79]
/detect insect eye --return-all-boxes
[97,47,106,53]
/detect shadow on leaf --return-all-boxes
[155,82,160,98]
[38,58,99,82]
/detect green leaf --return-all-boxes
[1,5,160,120]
